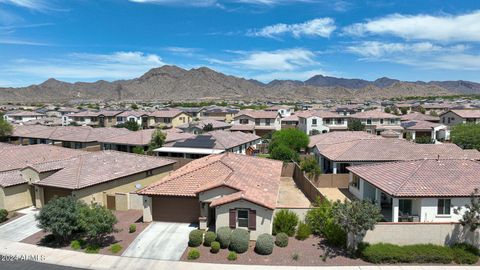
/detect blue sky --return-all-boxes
[1,0,480,87]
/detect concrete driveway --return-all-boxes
[122,222,196,261]
[0,207,42,242]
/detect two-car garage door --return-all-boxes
[152,196,200,223]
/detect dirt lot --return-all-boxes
[180,235,369,266]
[22,210,149,256]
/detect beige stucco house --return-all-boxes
[150,109,192,128]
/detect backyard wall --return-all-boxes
[312,173,349,188]
[362,222,480,247]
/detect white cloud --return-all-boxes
[346,41,467,58]
[249,18,335,38]
[344,10,480,42]
[0,0,54,11]
[2,51,165,82]
[129,0,316,7]
[252,69,331,82]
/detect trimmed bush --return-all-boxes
[70,240,82,250]
[203,231,217,247]
[255,233,274,255]
[188,230,204,247]
[272,209,299,237]
[323,219,346,247]
[216,227,232,249]
[227,251,237,261]
[0,209,8,223]
[187,248,200,260]
[229,228,249,253]
[85,244,100,254]
[129,224,136,233]
[275,232,289,247]
[451,243,479,264]
[109,243,122,254]
[361,243,454,264]
[210,241,220,254]
[295,221,311,240]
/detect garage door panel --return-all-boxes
[152,196,199,223]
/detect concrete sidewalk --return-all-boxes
[0,238,479,270]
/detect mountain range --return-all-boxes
[1,65,479,103]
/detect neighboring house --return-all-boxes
[416,103,451,114]
[330,104,365,116]
[307,131,380,152]
[177,119,231,134]
[0,144,86,211]
[66,110,123,127]
[3,111,46,123]
[349,110,402,135]
[296,110,348,135]
[32,151,175,209]
[439,109,480,126]
[231,110,281,136]
[150,109,192,128]
[7,125,131,151]
[393,103,414,114]
[178,107,205,118]
[116,111,151,129]
[281,115,299,129]
[401,112,440,123]
[347,159,480,222]
[401,120,448,143]
[265,105,294,117]
[155,130,261,159]
[138,153,284,240]
[101,129,195,153]
[201,106,239,123]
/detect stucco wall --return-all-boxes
[1,184,33,211]
[363,223,480,247]
[215,199,274,240]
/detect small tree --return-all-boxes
[78,204,118,244]
[131,104,138,110]
[418,106,426,114]
[116,121,139,131]
[0,116,13,140]
[429,110,438,117]
[415,135,433,144]
[332,200,382,252]
[300,156,321,178]
[455,189,480,231]
[202,123,214,132]
[392,108,400,115]
[451,123,480,150]
[347,120,365,131]
[132,146,145,155]
[268,128,309,153]
[384,107,391,114]
[270,144,299,162]
[36,196,85,242]
[147,128,166,154]
[400,107,408,115]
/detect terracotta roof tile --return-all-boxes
[401,112,439,122]
[0,170,25,188]
[234,110,279,119]
[401,120,444,131]
[308,131,381,148]
[447,109,480,118]
[350,110,401,119]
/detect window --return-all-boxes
[146,170,153,177]
[265,119,271,126]
[312,119,318,125]
[437,199,451,215]
[255,119,260,125]
[380,119,384,124]
[399,199,412,216]
[442,117,446,123]
[367,119,372,125]
[240,119,249,124]
[351,175,360,189]
[116,117,123,122]
[336,119,343,124]
[237,209,249,228]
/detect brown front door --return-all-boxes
[106,195,116,210]
[152,196,200,223]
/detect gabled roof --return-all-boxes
[100,129,195,146]
[308,131,381,148]
[5,110,45,117]
[138,153,282,209]
[442,109,480,118]
[177,119,231,130]
[11,126,132,142]
[348,159,480,197]
[150,109,187,118]
[161,130,259,151]
[234,110,279,119]
[35,151,175,190]
[0,170,25,188]
[401,120,444,131]
[295,110,341,119]
[350,110,401,119]
[401,112,439,122]
[117,111,149,117]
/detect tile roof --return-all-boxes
[350,110,401,119]
[12,126,132,142]
[35,151,175,190]
[0,142,18,150]
[401,112,439,122]
[0,170,25,188]
[138,153,283,209]
[308,131,381,148]
[317,139,480,162]
[117,111,149,117]
[11,124,52,137]
[163,130,259,150]
[447,109,480,118]
[230,124,255,131]
[177,119,231,130]
[150,109,186,118]
[101,129,195,145]
[401,120,444,131]
[5,110,45,117]
[234,110,279,119]
[295,110,341,119]
[281,115,299,122]
[347,159,480,197]
[0,144,87,172]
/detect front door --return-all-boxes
[207,206,216,227]
[106,195,116,210]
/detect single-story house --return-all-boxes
[401,120,448,143]
[347,159,480,222]
[138,153,284,240]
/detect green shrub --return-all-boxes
[323,219,346,247]
[451,242,479,256]
[272,209,298,237]
[451,243,479,264]
[70,240,82,250]
[255,233,274,255]
[109,243,122,254]
[203,231,216,247]
[229,228,249,253]
[305,198,332,236]
[275,233,289,247]
[188,230,203,247]
[361,243,454,264]
[187,248,200,260]
[292,252,299,261]
[129,224,136,233]
[41,234,57,245]
[295,222,311,240]
[227,251,237,261]
[216,227,232,249]
[0,209,8,223]
[210,241,220,254]
[85,244,100,254]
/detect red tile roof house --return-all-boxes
[115,111,151,129]
[439,109,480,126]
[296,110,349,135]
[349,110,403,135]
[8,125,132,151]
[31,151,175,209]
[139,153,299,240]
[66,110,123,127]
[231,110,281,137]
[347,159,480,223]
[401,120,448,143]
[3,110,46,124]
[149,109,192,128]
[0,144,87,211]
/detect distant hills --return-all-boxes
[0,65,479,103]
